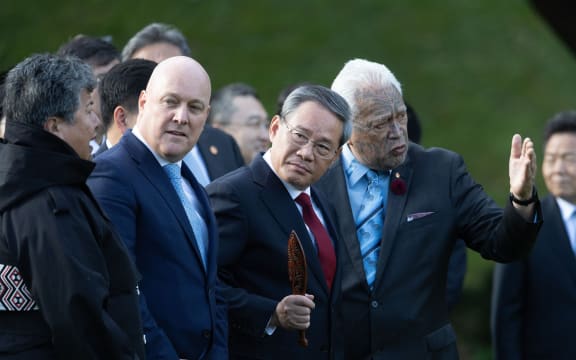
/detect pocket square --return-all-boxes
[407,212,435,222]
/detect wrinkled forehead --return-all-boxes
[354,85,405,120]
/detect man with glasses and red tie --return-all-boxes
[207,85,351,360]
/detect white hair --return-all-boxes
[331,58,402,117]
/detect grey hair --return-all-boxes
[3,53,96,128]
[207,82,259,126]
[281,84,351,146]
[121,23,191,61]
[331,58,402,119]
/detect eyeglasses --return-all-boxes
[282,120,337,159]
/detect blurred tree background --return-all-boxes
[1,0,575,358]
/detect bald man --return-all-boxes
[88,56,227,360]
[122,23,245,185]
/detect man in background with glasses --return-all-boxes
[208,82,269,165]
[207,85,350,359]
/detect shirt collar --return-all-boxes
[262,150,311,200]
[341,143,374,186]
[132,126,183,168]
[556,196,576,222]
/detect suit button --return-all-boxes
[202,330,211,339]
[371,300,378,308]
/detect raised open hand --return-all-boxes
[509,134,536,200]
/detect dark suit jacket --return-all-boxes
[93,142,108,158]
[491,195,576,360]
[198,126,245,181]
[206,156,342,360]
[316,143,542,360]
[87,131,227,360]
[445,239,466,312]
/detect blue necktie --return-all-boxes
[570,210,576,256]
[163,163,208,267]
[183,148,211,187]
[356,170,387,289]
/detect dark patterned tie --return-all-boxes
[296,193,336,291]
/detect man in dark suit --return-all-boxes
[491,110,576,360]
[206,85,351,359]
[406,102,467,311]
[208,82,270,165]
[316,58,542,359]
[122,22,244,185]
[94,58,157,157]
[88,56,227,359]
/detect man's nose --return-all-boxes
[174,105,190,124]
[388,121,402,137]
[296,141,315,160]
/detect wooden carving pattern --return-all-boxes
[287,230,308,347]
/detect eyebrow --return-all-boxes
[294,125,334,145]
[162,93,206,105]
[246,114,266,121]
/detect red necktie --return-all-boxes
[295,193,336,291]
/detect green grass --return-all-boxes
[2,1,574,358]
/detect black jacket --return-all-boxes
[0,122,145,359]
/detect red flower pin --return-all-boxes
[390,172,406,195]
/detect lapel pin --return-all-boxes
[210,145,219,155]
[391,172,407,195]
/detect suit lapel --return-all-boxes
[252,157,329,295]
[546,197,576,285]
[374,156,413,289]
[321,161,371,291]
[311,187,342,299]
[124,132,206,274]
[182,164,216,274]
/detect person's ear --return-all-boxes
[138,90,147,113]
[114,106,128,133]
[43,116,62,136]
[269,115,281,142]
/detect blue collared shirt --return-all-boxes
[341,144,390,219]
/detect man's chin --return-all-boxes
[370,156,406,171]
[161,148,191,163]
[284,174,310,191]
